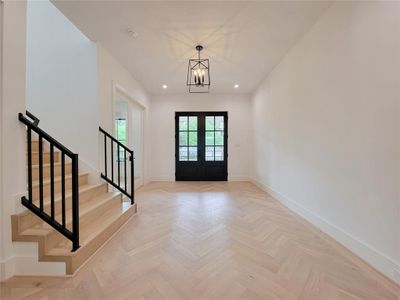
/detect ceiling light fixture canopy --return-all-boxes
[186,45,210,93]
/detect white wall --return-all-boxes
[149,94,252,181]
[131,101,144,185]
[97,45,151,183]
[0,1,68,281]
[26,0,98,170]
[251,1,400,283]
[1,0,27,281]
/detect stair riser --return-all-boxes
[31,163,72,181]
[31,174,88,203]
[44,194,122,253]
[17,184,108,232]
[68,204,136,274]
[30,152,61,164]
[30,140,47,152]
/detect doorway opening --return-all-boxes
[175,112,228,181]
[114,90,145,189]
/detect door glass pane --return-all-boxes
[205,116,214,130]
[215,116,224,130]
[205,132,214,145]
[179,147,188,161]
[115,119,127,161]
[178,115,197,161]
[215,131,224,145]
[215,146,224,161]
[205,146,214,161]
[188,116,197,130]
[179,132,188,146]
[179,116,188,131]
[188,147,197,161]
[188,132,197,146]
[204,115,225,161]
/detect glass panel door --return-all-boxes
[175,112,227,181]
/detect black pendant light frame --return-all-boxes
[186,45,210,93]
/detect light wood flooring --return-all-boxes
[1,181,399,299]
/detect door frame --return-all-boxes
[112,83,146,188]
[175,111,228,181]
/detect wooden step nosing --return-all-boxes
[30,162,72,169]
[45,203,135,260]
[17,191,120,238]
[17,183,107,218]
[31,172,88,188]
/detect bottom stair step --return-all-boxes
[44,200,136,274]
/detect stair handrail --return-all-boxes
[99,126,135,205]
[19,111,80,251]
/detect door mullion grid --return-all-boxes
[186,116,189,160]
[213,116,216,161]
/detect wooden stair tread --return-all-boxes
[39,183,104,207]
[17,190,121,237]
[46,200,133,256]
[16,183,107,220]
[20,226,53,236]
[30,162,71,168]
[41,183,106,207]
[31,172,88,188]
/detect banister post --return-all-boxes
[130,151,134,205]
[71,153,80,251]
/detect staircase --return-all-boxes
[11,112,136,275]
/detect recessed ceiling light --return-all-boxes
[126,28,139,39]
[234,84,239,88]
[162,85,168,89]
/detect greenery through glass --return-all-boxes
[179,116,198,161]
[115,119,127,161]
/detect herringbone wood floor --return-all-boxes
[1,182,399,299]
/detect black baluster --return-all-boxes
[50,143,55,220]
[117,144,120,187]
[111,140,114,181]
[61,152,66,228]
[39,135,43,212]
[104,134,107,178]
[130,151,134,205]
[27,128,32,203]
[71,153,80,252]
[124,149,127,193]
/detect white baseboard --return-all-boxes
[228,176,252,181]
[0,255,65,282]
[149,176,174,182]
[250,177,400,285]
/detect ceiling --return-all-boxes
[52,1,331,95]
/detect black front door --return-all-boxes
[175,112,228,181]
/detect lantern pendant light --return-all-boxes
[186,45,210,93]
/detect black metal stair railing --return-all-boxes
[99,127,134,205]
[19,111,80,251]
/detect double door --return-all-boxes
[175,112,228,181]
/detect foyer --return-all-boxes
[2,182,400,299]
[1,1,399,299]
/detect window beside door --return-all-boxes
[115,118,127,161]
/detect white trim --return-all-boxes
[228,176,252,182]
[149,177,174,182]
[250,177,400,285]
[0,255,65,282]
[112,82,146,184]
